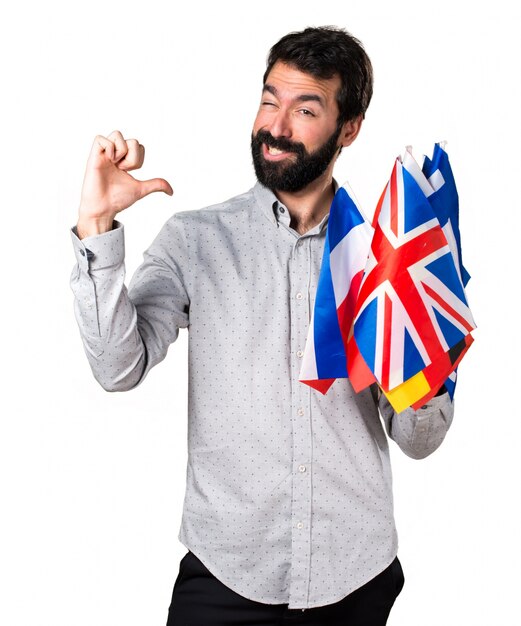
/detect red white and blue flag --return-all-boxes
[299,183,372,393]
[419,142,470,287]
[300,143,475,411]
[353,155,475,391]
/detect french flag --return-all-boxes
[299,183,372,393]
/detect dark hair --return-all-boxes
[263,26,373,124]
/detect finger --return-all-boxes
[117,139,144,171]
[136,177,174,200]
[107,129,128,163]
[90,134,115,162]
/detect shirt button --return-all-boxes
[79,249,85,257]
[296,292,303,300]
[297,408,304,416]
[279,206,285,213]
[297,350,304,358]
[296,522,304,529]
[298,465,306,473]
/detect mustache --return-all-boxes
[253,129,306,155]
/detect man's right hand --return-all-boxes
[76,130,173,239]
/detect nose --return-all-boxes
[267,109,292,139]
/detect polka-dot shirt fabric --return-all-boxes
[70,181,454,609]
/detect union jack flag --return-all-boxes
[353,152,476,396]
[300,144,475,412]
[362,144,471,409]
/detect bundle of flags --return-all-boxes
[299,143,475,413]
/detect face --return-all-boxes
[251,61,360,193]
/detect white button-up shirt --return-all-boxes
[70,181,454,609]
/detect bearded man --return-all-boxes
[71,26,454,626]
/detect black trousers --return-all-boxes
[166,551,405,626]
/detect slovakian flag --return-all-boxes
[299,182,372,393]
[300,143,475,413]
[420,142,470,287]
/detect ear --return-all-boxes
[339,115,363,148]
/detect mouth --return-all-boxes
[262,143,295,161]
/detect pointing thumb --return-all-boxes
[138,177,174,199]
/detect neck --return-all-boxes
[275,171,335,235]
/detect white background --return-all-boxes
[1,1,519,624]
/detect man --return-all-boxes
[71,26,454,626]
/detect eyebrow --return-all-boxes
[262,84,325,107]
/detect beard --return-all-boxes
[251,126,342,193]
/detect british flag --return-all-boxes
[352,154,476,394]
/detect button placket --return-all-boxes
[76,244,102,337]
[288,235,313,607]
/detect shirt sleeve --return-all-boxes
[377,389,455,460]
[69,217,190,391]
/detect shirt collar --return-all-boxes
[252,179,339,235]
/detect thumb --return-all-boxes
[137,177,174,200]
